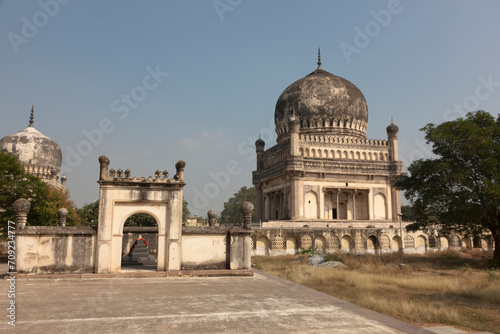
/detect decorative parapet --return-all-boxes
[299,134,388,147]
[98,155,186,184]
[261,140,290,169]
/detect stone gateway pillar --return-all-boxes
[95,156,186,273]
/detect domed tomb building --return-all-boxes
[252,53,403,227]
[0,107,66,190]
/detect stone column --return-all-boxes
[13,198,30,228]
[207,209,217,227]
[283,186,289,220]
[240,202,254,229]
[57,208,69,227]
[353,190,357,220]
[336,190,340,221]
[368,189,373,220]
[290,174,301,220]
[255,184,263,222]
[319,187,325,219]
[390,180,401,223]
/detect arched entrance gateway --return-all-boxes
[95,155,186,273]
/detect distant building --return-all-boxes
[0,106,66,190]
[252,51,402,228]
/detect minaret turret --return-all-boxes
[386,117,399,161]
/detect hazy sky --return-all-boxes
[1,0,499,216]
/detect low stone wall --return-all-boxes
[182,226,251,270]
[15,226,97,274]
[121,226,252,270]
[250,227,494,256]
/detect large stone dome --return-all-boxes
[0,110,62,179]
[274,59,368,140]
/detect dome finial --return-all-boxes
[29,105,34,127]
[317,47,322,69]
[391,115,394,124]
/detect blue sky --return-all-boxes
[1,0,499,216]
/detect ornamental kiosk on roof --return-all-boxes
[252,50,403,227]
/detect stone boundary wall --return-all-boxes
[121,226,252,270]
[182,226,251,270]
[15,226,97,274]
[13,225,252,274]
[250,227,494,256]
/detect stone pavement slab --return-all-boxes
[0,269,434,334]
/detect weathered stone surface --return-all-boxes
[275,67,368,139]
[308,254,325,266]
[0,271,429,333]
[317,261,346,268]
[0,126,62,172]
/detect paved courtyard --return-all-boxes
[0,265,438,334]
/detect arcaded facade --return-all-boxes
[252,53,403,227]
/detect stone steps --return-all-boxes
[122,240,157,266]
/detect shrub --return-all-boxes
[324,253,345,263]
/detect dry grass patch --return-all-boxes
[253,250,500,334]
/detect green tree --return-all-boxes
[0,151,80,234]
[394,111,500,261]
[221,186,256,223]
[78,200,99,226]
[401,204,416,222]
[182,198,190,224]
[124,213,157,227]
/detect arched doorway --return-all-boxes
[121,213,159,271]
[341,235,352,251]
[374,193,387,219]
[304,191,318,219]
[95,155,186,273]
[315,235,326,254]
[286,235,298,254]
[256,236,270,255]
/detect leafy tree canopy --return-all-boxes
[221,186,256,223]
[394,111,500,260]
[401,205,416,222]
[78,200,99,227]
[0,151,80,234]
